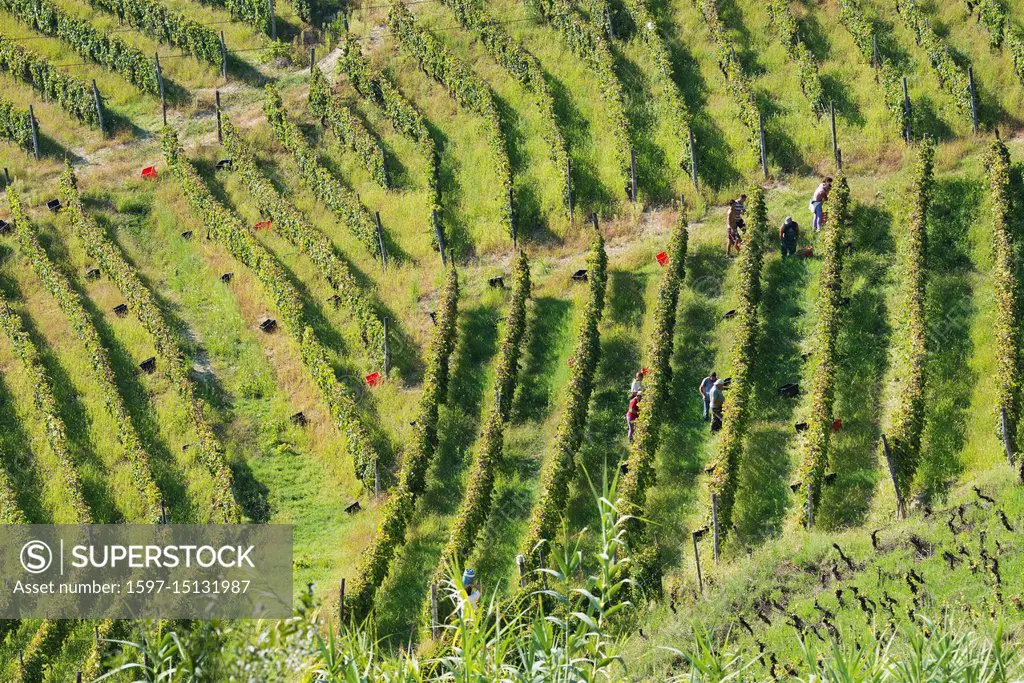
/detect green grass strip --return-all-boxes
[86,0,222,65]
[0,35,99,127]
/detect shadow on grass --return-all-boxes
[493,93,552,246]
[818,203,894,528]
[374,304,500,643]
[0,272,121,522]
[0,369,50,523]
[614,51,674,205]
[733,253,809,543]
[607,269,649,327]
[512,297,573,423]
[915,177,983,502]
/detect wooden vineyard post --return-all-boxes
[710,494,720,563]
[430,583,439,639]
[591,211,599,233]
[92,80,105,137]
[830,101,839,170]
[903,77,912,143]
[269,0,277,40]
[968,67,979,133]
[310,47,316,76]
[375,211,388,269]
[29,105,39,160]
[1001,407,1015,467]
[565,157,573,219]
[872,34,879,69]
[374,460,380,497]
[76,672,82,683]
[516,554,526,587]
[689,129,698,189]
[2,168,9,185]
[692,530,704,592]
[433,210,447,266]
[215,90,222,143]
[880,434,906,518]
[339,578,346,625]
[156,53,167,126]
[383,317,390,378]
[758,111,768,179]
[160,499,168,524]
[629,149,638,202]
[220,32,228,81]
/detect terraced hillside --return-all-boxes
[1,0,1024,678]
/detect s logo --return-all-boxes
[20,541,52,574]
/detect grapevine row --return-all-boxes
[14,619,75,682]
[705,186,769,538]
[795,174,849,520]
[59,165,241,523]
[894,0,973,120]
[263,84,382,260]
[984,140,1020,469]
[0,292,91,523]
[309,67,389,189]
[161,127,380,487]
[387,0,513,235]
[194,0,271,34]
[767,0,825,114]
[692,0,761,156]
[336,36,440,228]
[221,119,386,368]
[617,216,688,592]
[526,0,631,184]
[86,0,222,65]
[837,0,907,132]
[519,231,607,571]
[0,442,26,523]
[347,265,459,623]
[0,95,31,150]
[885,140,933,508]
[9,188,162,522]
[425,252,530,613]
[620,0,693,170]
[0,35,99,127]
[962,0,1024,88]
[0,0,159,93]
[437,0,570,194]
[80,619,125,681]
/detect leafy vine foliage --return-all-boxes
[221,118,387,368]
[767,0,825,114]
[519,232,608,571]
[437,0,570,200]
[525,0,632,186]
[0,96,31,149]
[796,175,849,521]
[387,0,514,235]
[984,140,1021,470]
[885,140,933,503]
[194,0,271,34]
[706,187,770,537]
[264,83,383,260]
[161,127,380,488]
[0,292,91,523]
[963,0,1024,88]
[895,0,974,120]
[837,0,907,132]
[309,67,389,189]
[86,0,222,64]
[618,216,688,593]
[60,165,242,523]
[425,252,531,614]
[0,35,99,127]
[348,266,459,623]
[0,0,159,93]
[9,188,162,522]
[337,36,440,230]
[692,0,761,157]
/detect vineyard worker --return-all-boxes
[780,216,800,257]
[810,177,832,231]
[734,194,748,219]
[626,392,642,443]
[709,379,726,432]
[698,371,717,420]
[462,568,481,610]
[631,371,644,396]
[726,200,743,257]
